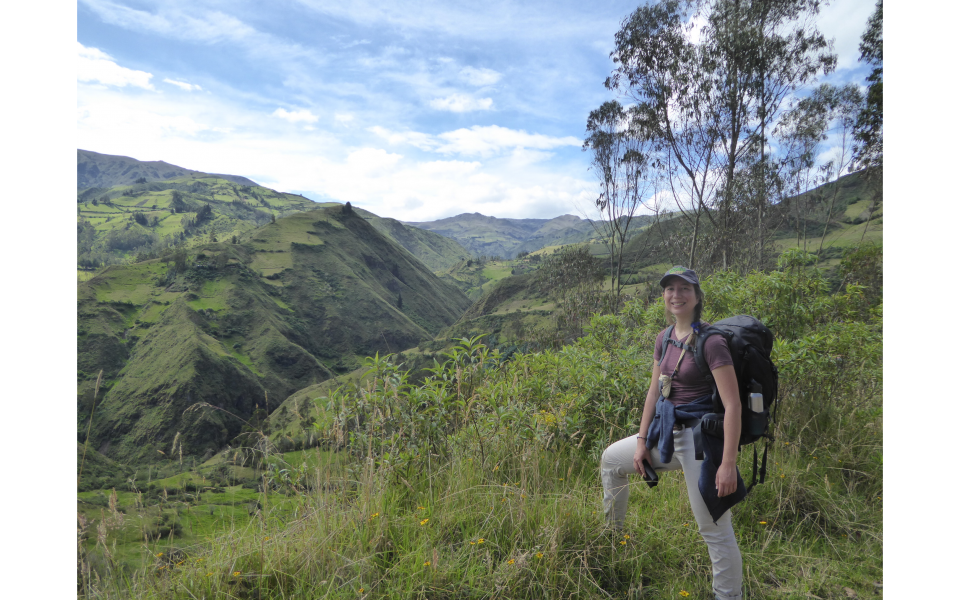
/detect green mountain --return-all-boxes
[77,174,325,271]
[354,207,472,273]
[404,213,606,259]
[79,205,472,464]
[76,152,474,280]
[78,149,259,189]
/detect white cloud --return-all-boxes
[816,1,877,71]
[334,113,355,123]
[368,124,581,159]
[272,108,320,123]
[460,66,502,86]
[436,125,580,157]
[77,42,154,90]
[163,78,202,91]
[368,126,439,151]
[429,94,494,113]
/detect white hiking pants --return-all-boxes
[600,428,743,600]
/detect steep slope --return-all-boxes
[78,149,258,189]
[77,175,325,270]
[79,205,472,463]
[354,207,472,273]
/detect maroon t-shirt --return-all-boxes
[654,326,733,405]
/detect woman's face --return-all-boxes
[662,277,698,320]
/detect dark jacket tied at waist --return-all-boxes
[646,394,747,523]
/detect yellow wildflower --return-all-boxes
[507,559,515,565]
[478,538,485,544]
[680,591,690,597]
[624,535,630,539]
[359,588,364,594]
[493,466,499,471]
[156,552,163,557]
[620,541,626,546]
[370,513,379,519]
[536,552,544,559]
[760,521,767,525]
[424,561,431,566]
[233,571,241,577]
[418,506,425,510]
[420,518,429,526]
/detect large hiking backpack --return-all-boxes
[660,315,779,489]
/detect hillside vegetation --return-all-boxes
[405,213,610,259]
[77,175,324,270]
[77,151,477,282]
[78,149,258,189]
[78,249,882,600]
[78,205,472,466]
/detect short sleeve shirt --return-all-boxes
[654,326,733,405]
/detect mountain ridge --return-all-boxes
[79,205,472,463]
[404,212,602,259]
[78,149,259,189]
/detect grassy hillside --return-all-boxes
[79,206,472,465]
[77,175,325,271]
[78,149,258,189]
[78,263,882,600]
[405,213,603,259]
[354,207,472,273]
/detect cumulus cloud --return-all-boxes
[163,78,202,91]
[77,42,155,90]
[429,94,493,112]
[436,125,581,157]
[272,108,320,123]
[368,124,581,159]
[460,66,502,86]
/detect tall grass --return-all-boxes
[79,250,881,599]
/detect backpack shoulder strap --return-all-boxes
[692,326,716,380]
[657,325,675,367]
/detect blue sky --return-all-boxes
[77,0,876,222]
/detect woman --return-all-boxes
[600,266,744,600]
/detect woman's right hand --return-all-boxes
[633,441,651,476]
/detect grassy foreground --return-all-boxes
[78,249,882,599]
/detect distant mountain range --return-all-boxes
[404,213,603,259]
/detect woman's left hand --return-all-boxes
[715,462,738,497]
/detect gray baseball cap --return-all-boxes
[659,266,700,287]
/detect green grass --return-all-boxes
[79,433,881,599]
[79,262,881,599]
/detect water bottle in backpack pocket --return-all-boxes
[744,381,769,440]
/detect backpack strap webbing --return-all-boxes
[692,327,716,380]
[691,419,704,461]
[744,441,770,493]
[657,324,676,367]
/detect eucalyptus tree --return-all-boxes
[583,100,657,309]
[603,0,835,271]
[853,0,882,173]
[775,83,864,256]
